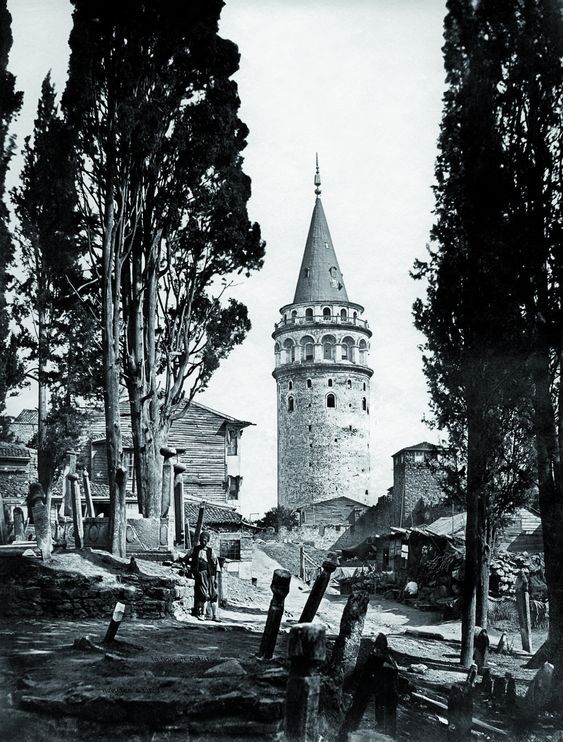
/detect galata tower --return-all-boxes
[273,159,373,511]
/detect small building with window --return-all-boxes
[184,500,256,579]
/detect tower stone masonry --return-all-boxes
[273,161,373,511]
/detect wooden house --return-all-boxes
[58,400,254,516]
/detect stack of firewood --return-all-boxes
[489,551,545,598]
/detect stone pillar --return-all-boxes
[27,482,52,560]
[258,568,291,660]
[299,552,338,622]
[68,473,83,549]
[515,571,533,653]
[82,470,95,517]
[160,447,177,518]
[63,450,77,517]
[284,623,326,742]
[13,506,25,542]
[173,462,186,545]
[0,493,7,544]
[329,589,370,682]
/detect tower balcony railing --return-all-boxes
[275,314,369,331]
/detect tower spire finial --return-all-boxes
[314,152,321,196]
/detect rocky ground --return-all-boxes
[0,546,560,741]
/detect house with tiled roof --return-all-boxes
[8,409,38,446]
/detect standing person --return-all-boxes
[192,531,221,621]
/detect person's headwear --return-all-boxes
[200,530,210,541]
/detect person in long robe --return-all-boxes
[192,531,220,620]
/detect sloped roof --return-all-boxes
[184,500,256,528]
[393,441,440,457]
[0,442,33,459]
[424,512,466,538]
[13,409,38,425]
[293,196,349,304]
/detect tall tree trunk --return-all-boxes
[102,198,126,557]
[36,302,50,490]
[461,403,486,666]
[532,348,563,682]
[476,518,493,629]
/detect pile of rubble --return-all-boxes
[489,551,546,599]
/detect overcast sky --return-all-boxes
[6,0,447,517]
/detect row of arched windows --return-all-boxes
[286,394,368,412]
[275,336,368,365]
[284,307,358,323]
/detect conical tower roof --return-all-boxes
[293,161,348,304]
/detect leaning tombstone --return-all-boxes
[473,628,489,671]
[515,571,533,653]
[27,482,52,560]
[257,568,291,660]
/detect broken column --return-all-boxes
[299,552,338,623]
[515,570,533,653]
[173,462,186,546]
[284,623,326,742]
[27,482,52,560]
[258,568,291,660]
[328,589,370,683]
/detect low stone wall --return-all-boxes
[262,524,345,550]
[0,552,186,619]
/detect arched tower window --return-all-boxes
[300,335,315,361]
[359,339,367,365]
[347,379,352,389]
[306,379,312,389]
[322,335,336,360]
[291,310,297,322]
[305,308,313,322]
[283,338,296,363]
[288,381,293,390]
[323,307,331,320]
[326,393,336,408]
[362,397,367,412]
[341,336,354,361]
[327,378,333,387]
[287,396,294,412]
[340,308,347,321]
[363,382,366,391]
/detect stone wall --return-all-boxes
[277,367,371,508]
[264,523,349,550]
[330,495,393,551]
[0,553,184,619]
[392,452,442,528]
